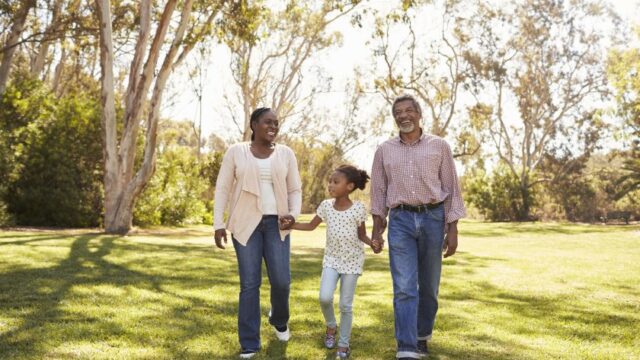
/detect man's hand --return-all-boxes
[279,215,295,230]
[371,214,387,254]
[443,221,458,258]
[214,229,228,249]
[370,239,383,253]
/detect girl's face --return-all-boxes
[253,111,279,143]
[328,171,354,198]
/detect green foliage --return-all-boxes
[539,154,599,222]
[0,72,103,227]
[607,28,640,199]
[133,121,222,227]
[464,164,533,221]
[134,148,207,226]
[287,139,349,213]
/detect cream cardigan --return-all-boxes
[213,143,302,246]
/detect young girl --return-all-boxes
[284,164,380,359]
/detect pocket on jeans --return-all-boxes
[389,208,401,221]
[427,207,444,222]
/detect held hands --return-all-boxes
[370,238,383,253]
[370,215,387,254]
[278,215,295,230]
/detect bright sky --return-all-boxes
[161,0,640,171]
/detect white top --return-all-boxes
[255,156,278,215]
[316,199,368,274]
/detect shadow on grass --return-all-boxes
[0,233,74,245]
[1,230,637,359]
[0,233,242,359]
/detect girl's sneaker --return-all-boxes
[336,347,350,359]
[324,329,336,349]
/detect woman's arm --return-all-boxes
[213,147,236,249]
[291,215,323,231]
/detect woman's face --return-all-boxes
[253,111,279,143]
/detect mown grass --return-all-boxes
[0,221,639,359]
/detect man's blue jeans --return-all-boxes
[387,204,445,358]
[232,215,291,352]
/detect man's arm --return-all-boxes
[370,146,388,250]
[443,220,458,258]
[439,140,465,258]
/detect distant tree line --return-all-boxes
[0,0,638,228]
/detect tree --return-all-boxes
[371,0,481,158]
[0,71,103,227]
[0,0,36,95]
[222,0,362,141]
[95,0,226,233]
[608,25,640,199]
[461,0,616,220]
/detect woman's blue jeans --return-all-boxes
[387,204,445,359]
[232,215,291,352]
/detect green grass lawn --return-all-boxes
[1,221,639,359]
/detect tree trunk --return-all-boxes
[519,181,531,221]
[0,0,35,95]
[96,0,197,234]
[31,0,62,78]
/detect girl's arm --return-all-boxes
[357,222,373,246]
[291,215,323,231]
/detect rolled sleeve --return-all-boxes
[439,140,466,223]
[370,146,389,217]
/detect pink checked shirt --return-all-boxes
[371,132,466,224]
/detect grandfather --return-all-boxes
[371,94,466,359]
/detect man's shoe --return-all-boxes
[274,325,290,341]
[239,350,257,358]
[417,340,429,357]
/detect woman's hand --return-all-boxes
[279,215,295,230]
[214,229,228,249]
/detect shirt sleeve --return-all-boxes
[440,140,466,223]
[213,147,236,230]
[316,200,327,221]
[370,145,389,217]
[286,147,303,220]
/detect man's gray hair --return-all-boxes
[392,94,422,117]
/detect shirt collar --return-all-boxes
[396,128,426,146]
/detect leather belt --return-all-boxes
[396,202,443,213]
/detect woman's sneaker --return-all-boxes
[336,347,350,359]
[239,350,257,359]
[274,325,290,341]
[324,328,336,348]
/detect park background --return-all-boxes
[1,0,639,358]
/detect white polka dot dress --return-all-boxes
[316,199,368,275]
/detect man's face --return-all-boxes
[392,100,421,134]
